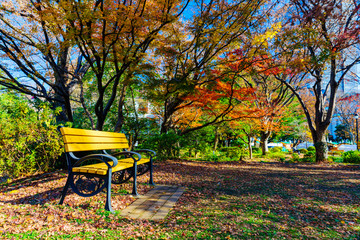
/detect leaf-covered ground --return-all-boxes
[1,160,360,239]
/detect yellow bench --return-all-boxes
[58,126,156,212]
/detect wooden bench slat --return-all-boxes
[60,127,126,138]
[73,162,132,175]
[72,158,151,175]
[63,135,128,144]
[65,143,129,152]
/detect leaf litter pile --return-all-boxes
[1,160,360,239]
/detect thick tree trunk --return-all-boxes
[53,80,73,124]
[53,100,72,123]
[312,129,328,162]
[260,131,271,155]
[52,45,74,124]
[96,117,105,131]
[315,141,328,162]
[161,97,183,133]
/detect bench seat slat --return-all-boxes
[60,127,126,138]
[73,158,151,175]
[65,143,129,152]
[63,135,128,144]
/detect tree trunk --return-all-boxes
[161,97,182,133]
[248,135,253,159]
[53,99,72,123]
[312,129,328,162]
[114,85,128,132]
[214,127,219,151]
[260,131,271,155]
[160,100,172,134]
[96,117,105,131]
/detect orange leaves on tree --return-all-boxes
[172,76,261,133]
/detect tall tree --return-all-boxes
[230,52,295,155]
[274,0,360,161]
[0,0,89,122]
[62,0,188,130]
[144,0,271,133]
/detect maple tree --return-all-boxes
[144,0,271,134]
[272,0,360,161]
[173,76,259,135]
[184,44,296,156]
[165,42,298,156]
[234,54,295,155]
[169,55,298,158]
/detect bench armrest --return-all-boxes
[72,154,119,169]
[104,151,142,163]
[134,149,156,158]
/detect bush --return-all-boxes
[301,150,316,162]
[205,151,232,162]
[292,153,300,162]
[299,148,308,154]
[342,151,360,164]
[139,131,182,160]
[268,151,287,162]
[252,147,261,154]
[270,146,282,153]
[307,146,316,152]
[0,92,63,178]
[328,156,343,163]
[219,147,248,161]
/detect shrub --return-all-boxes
[342,151,360,164]
[0,92,63,178]
[219,147,248,161]
[299,148,308,154]
[301,151,316,162]
[268,151,287,162]
[292,153,300,162]
[139,131,181,160]
[205,151,232,162]
[252,147,261,153]
[307,146,316,152]
[270,146,282,153]
[328,156,343,163]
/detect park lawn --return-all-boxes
[0,160,360,239]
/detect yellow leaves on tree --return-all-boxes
[253,22,282,47]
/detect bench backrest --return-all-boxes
[59,127,129,152]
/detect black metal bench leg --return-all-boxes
[149,161,155,186]
[132,164,139,196]
[105,172,114,212]
[59,175,71,205]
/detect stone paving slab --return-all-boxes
[120,185,185,220]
